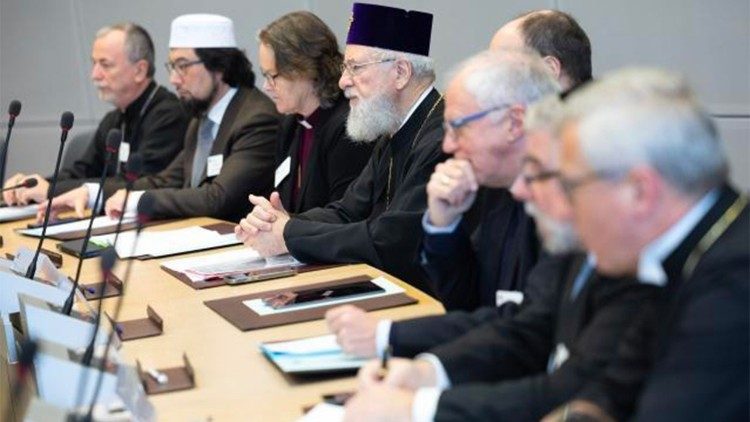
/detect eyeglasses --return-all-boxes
[262,71,280,88]
[521,169,561,186]
[558,169,623,198]
[340,58,396,77]
[443,104,510,138]
[164,59,203,77]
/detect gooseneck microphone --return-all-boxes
[61,128,122,316]
[0,177,37,192]
[110,153,143,248]
[79,247,117,368]
[0,100,22,185]
[79,195,155,421]
[25,111,74,279]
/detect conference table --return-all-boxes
[0,215,444,421]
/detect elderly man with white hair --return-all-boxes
[545,68,748,421]
[340,52,659,422]
[236,3,446,291]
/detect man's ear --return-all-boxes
[507,104,527,143]
[624,166,662,218]
[542,55,562,80]
[133,59,150,84]
[394,59,412,90]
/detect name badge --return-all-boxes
[274,156,291,187]
[118,142,130,163]
[495,290,524,307]
[206,154,223,177]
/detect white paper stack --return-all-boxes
[90,226,240,259]
[0,203,38,222]
[161,249,301,282]
[18,215,137,237]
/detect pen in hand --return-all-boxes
[376,345,391,381]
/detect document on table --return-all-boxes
[90,225,241,258]
[19,215,137,237]
[0,204,38,222]
[261,334,368,374]
[161,248,302,282]
[244,276,405,316]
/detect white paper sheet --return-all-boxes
[19,215,137,237]
[161,249,301,282]
[260,334,368,373]
[90,226,240,259]
[244,276,404,316]
[296,403,344,422]
[0,204,38,222]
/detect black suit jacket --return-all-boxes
[103,86,280,222]
[275,96,373,213]
[419,253,659,421]
[283,89,447,292]
[55,82,188,194]
[421,188,541,311]
[578,185,749,421]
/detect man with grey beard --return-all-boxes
[341,90,659,422]
[3,23,187,205]
[236,3,446,291]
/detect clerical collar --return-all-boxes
[397,85,434,132]
[297,107,321,130]
[637,188,720,286]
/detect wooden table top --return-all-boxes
[0,215,444,421]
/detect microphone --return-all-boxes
[79,247,117,368]
[0,177,37,192]
[2,338,37,422]
[25,111,74,279]
[0,100,22,185]
[110,153,143,248]
[61,129,121,316]
[81,195,155,420]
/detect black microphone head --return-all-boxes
[136,193,156,225]
[8,100,21,117]
[125,153,143,182]
[100,246,118,274]
[105,128,122,153]
[60,111,74,130]
[23,178,38,188]
[17,339,38,367]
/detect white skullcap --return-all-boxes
[169,14,237,48]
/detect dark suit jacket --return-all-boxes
[578,185,749,421]
[421,188,541,311]
[55,82,188,194]
[102,86,280,222]
[416,253,659,421]
[283,89,447,292]
[275,96,373,213]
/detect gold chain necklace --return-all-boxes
[682,194,747,279]
[385,95,444,209]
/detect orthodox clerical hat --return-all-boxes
[346,3,433,56]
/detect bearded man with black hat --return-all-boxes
[237,3,446,291]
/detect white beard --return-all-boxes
[525,202,581,255]
[345,90,402,142]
